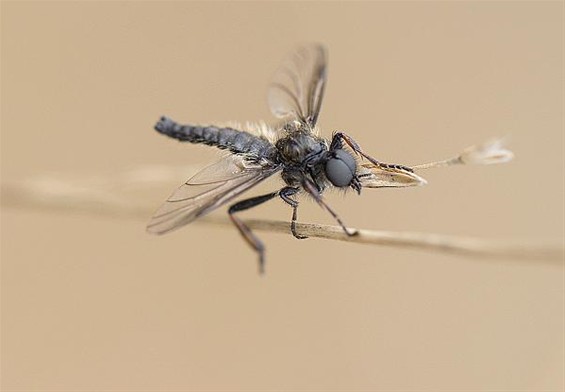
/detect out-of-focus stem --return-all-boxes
[1,169,562,264]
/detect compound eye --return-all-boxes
[325,149,357,187]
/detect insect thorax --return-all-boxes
[276,131,326,164]
[276,131,329,188]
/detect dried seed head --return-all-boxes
[411,138,514,170]
[358,164,427,188]
[459,138,514,165]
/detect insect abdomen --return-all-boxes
[155,116,275,158]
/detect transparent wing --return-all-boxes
[357,163,427,188]
[268,44,327,129]
[147,155,280,234]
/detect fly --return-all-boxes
[147,44,427,273]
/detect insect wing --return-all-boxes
[147,155,280,234]
[357,163,427,188]
[268,44,327,129]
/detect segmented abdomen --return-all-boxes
[155,116,275,159]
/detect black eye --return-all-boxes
[325,149,357,187]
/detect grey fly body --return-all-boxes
[148,45,426,273]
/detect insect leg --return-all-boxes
[302,179,358,236]
[331,132,413,172]
[228,191,279,275]
[279,186,308,240]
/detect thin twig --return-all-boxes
[237,219,562,263]
[1,167,562,264]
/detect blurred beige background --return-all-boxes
[1,2,563,391]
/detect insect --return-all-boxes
[148,44,426,273]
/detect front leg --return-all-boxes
[302,179,357,237]
[330,132,413,172]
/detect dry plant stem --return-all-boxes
[411,157,462,170]
[1,175,563,264]
[200,218,562,263]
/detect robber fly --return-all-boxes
[148,44,426,273]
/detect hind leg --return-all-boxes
[228,191,279,274]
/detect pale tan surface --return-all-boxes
[1,2,563,391]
